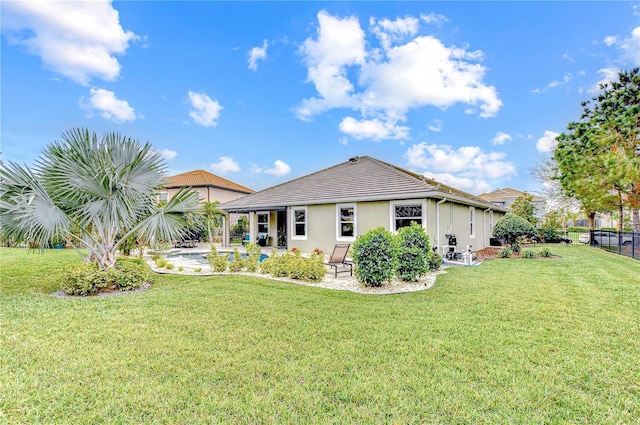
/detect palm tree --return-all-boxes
[202,201,227,247]
[0,128,201,269]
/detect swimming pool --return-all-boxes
[166,251,269,267]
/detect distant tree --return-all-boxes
[554,68,640,231]
[0,128,201,269]
[510,192,539,226]
[493,213,537,253]
[532,158,582,228]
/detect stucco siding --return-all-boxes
[262,199,504,254]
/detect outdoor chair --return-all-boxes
[325,243,353,278]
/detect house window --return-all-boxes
[291,206,307,240]
[157,192,168,204]
[337,204,356,241]
[257,213,269,234]
[469,207,476,239]
[391,201,426,232]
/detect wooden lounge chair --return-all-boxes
[326,243,353,278]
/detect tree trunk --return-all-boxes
[587,211,596,230]
[633,208,640,233]
[617,190,624,231]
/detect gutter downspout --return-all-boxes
[483,208,492,248]
[436,198,447,251]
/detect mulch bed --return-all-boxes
[474,246,561,260]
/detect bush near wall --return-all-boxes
[353,227,397,287]
[396,223,431,282]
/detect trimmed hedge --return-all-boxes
[352,227,397,287]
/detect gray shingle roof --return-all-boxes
[219,156,507,212]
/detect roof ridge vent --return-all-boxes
[348,156,359,163]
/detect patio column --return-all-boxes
[222,214,230,247]
[249,211,257,245]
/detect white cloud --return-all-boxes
[248,39,268,71]
[210,156,240,173]
[604,35,617,46]
[532,73,573,93]
[161,148,177,160]
[420,13,449,25]
[339,116,409,140]
[589,67,620,94]
[296,11,366,119]
[548,73,573,88]
[264,160,291,177]
[296,11,502,141]
[620,26,640,66]
[427,119,442,132]
[2,1,137,85]
[536,130,560,153]
[187,90,222,127]
[370,16,419,51]
[421,171,492,194]
[404,142,517,194]
[80,88,136,122]
[492,132,512,145]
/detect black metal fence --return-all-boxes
[531,229,639,260]
[582,230,640,260]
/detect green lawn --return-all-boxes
[1,247,639,424]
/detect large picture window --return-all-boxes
[257,213,269,234]
[291,206,307,240]
[391,201,425,232]
[337,204,356,241]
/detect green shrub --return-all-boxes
[499,248,513,258]
[426,252,442,271]
[245,243,262,273]
[522,249,537,259]
[260,250,277,275]
[396,223,430,282]
[540,247,553,258]
[178,266,184,272]
[493,213,537,253]
[287,252,326,282]
[62,257,150,295]
[62,263,110,296]
[228,247,246,272]
[207,246,228,273]
[165,262,174,270]
[154,256,168,268]
[353,227,397,287]
[194,267,202,273]
[260,251,326,282]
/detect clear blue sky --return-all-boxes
[2,1,639,195]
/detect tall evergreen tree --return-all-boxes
[554,68,640,231]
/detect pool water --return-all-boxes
[166,251,269,267]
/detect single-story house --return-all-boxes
[158,169,254,204]
[218,156,509,255]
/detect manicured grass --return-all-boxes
[1,247,639,423]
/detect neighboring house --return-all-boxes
[158,169,254,204]
[218,156,508,255]
[478,188,545,220]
